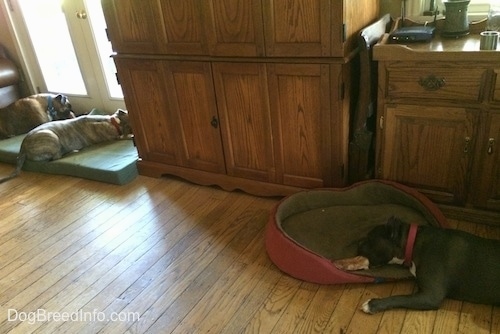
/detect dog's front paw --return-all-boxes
[361,298,387,314]
[361,299,374,314]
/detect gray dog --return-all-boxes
[0,93,75,138]
[0,109,132,183]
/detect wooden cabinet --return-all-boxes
[374,34,500,222]
[103,0,380,196]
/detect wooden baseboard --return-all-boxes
[438,204,500,226]
[137,160,302,197]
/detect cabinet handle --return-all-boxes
[464,136,471,153]
[487,138,495,154]
[211,116,219,129]
[418,75,446,91]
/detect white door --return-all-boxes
[5,0,125,114]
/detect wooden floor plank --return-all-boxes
[270,281,319,334]
[218,264,283,334]
[243,275,301,333]
[0,163,498,334]
[323,283,366,333]
[96,192,264,334]
[49,183,212,334]
[145,201,271,333]
[0,179,165,309]
[431,299,462,334]
[27,182,194,334]
[0,181,176,332]
[377,280,414,334]
[346,282,395,334]
[292,284,345,334]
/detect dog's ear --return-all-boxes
[387,216,404,243]
[54,94,69,105]
[116,109,128,117]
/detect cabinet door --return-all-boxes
[102,0,160,53]
[262,0,331,57]
[472,113,500,211]
[114,58,180,164]
[212,63,275,182]
[268,64,331,188]
[203,0,265,56]
[157,0,208,55]
[164,61,226,173]
[103,0,209,55]
[380,105,477,205]
[115,58,226,173]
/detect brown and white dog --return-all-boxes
[336,216,500,313]
[0,93,74,139]
[0,109,131,184]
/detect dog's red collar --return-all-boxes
[110,117,122,136]
[404,224,418,267]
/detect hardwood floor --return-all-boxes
[0,163,498,334]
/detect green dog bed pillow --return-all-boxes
[0,134,138,185]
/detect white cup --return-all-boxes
[480,31,499,50]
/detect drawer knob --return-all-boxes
[418,75,446,91]
[211,116,219,129]
[487,138,495,154]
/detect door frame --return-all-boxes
[1,0,125,114]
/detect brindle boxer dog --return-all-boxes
[0,109,131,184]
[0,93,75,139]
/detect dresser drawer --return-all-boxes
[386,67,485,102]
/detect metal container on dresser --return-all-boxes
[101,0,380,196]
[374,25,500,224]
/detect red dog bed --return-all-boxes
[265,180,447,284]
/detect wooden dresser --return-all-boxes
[101,0,379,196]
[374,30,500,224]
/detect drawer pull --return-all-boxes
[418,75,446,91]
[464,136,471,153]
[487,138,495,154]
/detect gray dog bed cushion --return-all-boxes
[0,134,138,185]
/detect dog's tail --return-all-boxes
[0,153,26,184]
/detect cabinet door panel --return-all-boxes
[114,58,179,164]
[165,61,226,174]
[381,105,476,205]
[213,63,274,181]
[263,0,331,57]
[157,0,208,55]
[203,0,264,56]
[102,0,160,53]
[268,64,331,188]
[472,113,500,211]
